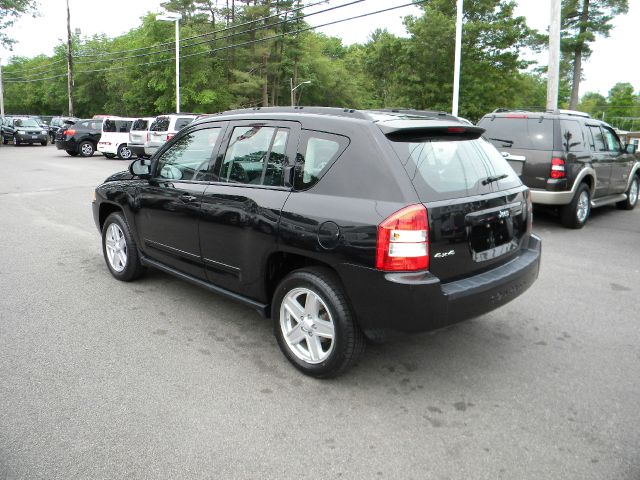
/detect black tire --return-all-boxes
[101,212,145,282]
[117,144,132,160]
[616,175,639,210]
[13,136,20,146]
[66,150,79,156]
[561,183,590,229]
[2,136,8,145]
[78,140,95,157]
[103,153,116,159]
[272,267,365,378]
[41,139,47,146]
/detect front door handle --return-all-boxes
[180,194,198,203]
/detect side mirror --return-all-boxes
[625,143,637,154]
[129,158,151,178]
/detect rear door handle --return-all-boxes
[180,194,198,203]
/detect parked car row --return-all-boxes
[50,113,199,158]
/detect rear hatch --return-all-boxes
[386,124,531,282]
[130,119,150,145]
[148,116,170,146]
[478,114,555,190]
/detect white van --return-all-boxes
[97,117,135,159]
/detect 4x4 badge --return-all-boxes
[434,250,455,258]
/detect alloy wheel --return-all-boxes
[629,178,638,206]
[105,223,127,272]
[280,287,335,364]
[576,190,590,224]
[81,142,93,156]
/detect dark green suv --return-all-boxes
[478,110,639,228]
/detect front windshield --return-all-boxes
[15,119,40,128]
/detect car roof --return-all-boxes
[192,106,470,131]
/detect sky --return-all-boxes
[1,0,638,98]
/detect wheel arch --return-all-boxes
[264,251,342,318]
[98,202,123,232]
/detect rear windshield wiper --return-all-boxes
[488,137,514,146]
[482,174,509,186]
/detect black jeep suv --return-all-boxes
[92,107,541,377]
[478,110,639,228]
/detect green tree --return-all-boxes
[578,91,607,119]
[392,0,538,120]
[606,82,638,130]
[0,0,38,49]
[561,0,628,109]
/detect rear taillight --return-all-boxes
[146,132,150,142]
[376,204,429,271]
[64,129,75,136]
[550,157,565,179]
[166,133,175,140]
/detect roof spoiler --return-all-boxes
[379,122,485,142]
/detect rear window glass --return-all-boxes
[174,117,195,131]
[480,117,554,150]
[150,117,170,132]
[132,119,149,131]
[390,138,520,202]
[103,120,132,133]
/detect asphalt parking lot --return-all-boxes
[1,144,639,480]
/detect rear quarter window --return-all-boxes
[479,117,554,150]
[560,120,586,152]
[294,130,349,190]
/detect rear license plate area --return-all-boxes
[470,219,517,262]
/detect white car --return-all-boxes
[97,117,135,159]
[144,114,198,156]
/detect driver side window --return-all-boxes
[155,127,221,181]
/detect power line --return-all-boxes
[4,0,362,80]
[4,1,424,83]
[1,0,324,80]
[73,0,367,66]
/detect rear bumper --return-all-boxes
[338,234,542,334]
[530,188,574,205]
[129,144,146,157]
[98,143,118,154]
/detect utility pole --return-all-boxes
[66,0,74,117]
[0,59,5,118]
[452,0,463,117]
[546,0,561,112]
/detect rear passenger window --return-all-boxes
[294,131,349,190]
[588,126,607,152]
[560,120,586,152]
[219,125,289,186]
[156,128,221,181]
[602,127,622,152]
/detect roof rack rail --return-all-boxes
[554,109,591,118]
